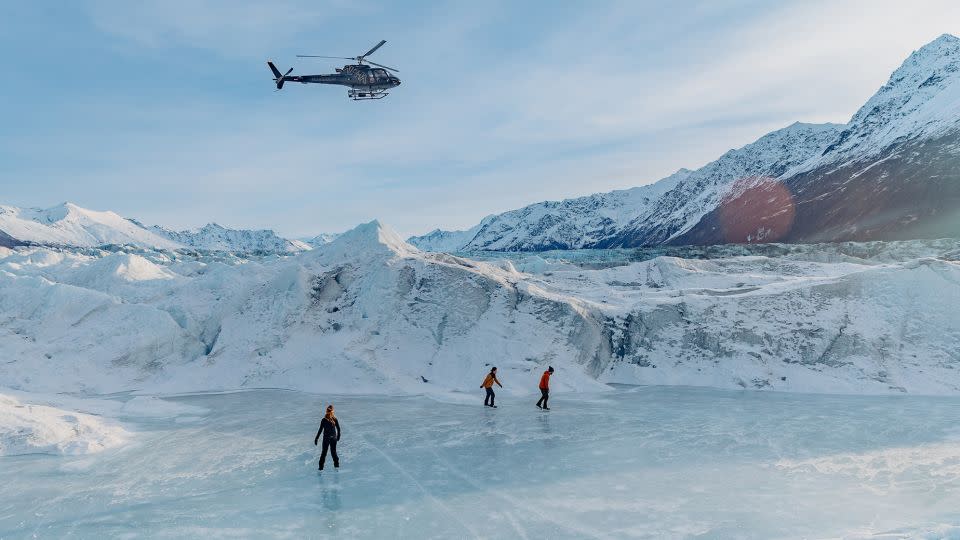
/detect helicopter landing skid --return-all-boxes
[348,89,389,100]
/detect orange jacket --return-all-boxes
[481,373,502,388]
[539,371,551,390]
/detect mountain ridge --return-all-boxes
[0,202,323,255]
[410,34,960,252]
[0,202,183,250]
[146,221,310,254]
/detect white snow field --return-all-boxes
[2,388,960,539]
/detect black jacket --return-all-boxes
[315,417,341,444]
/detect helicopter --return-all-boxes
[267,40,401,100]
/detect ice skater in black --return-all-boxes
[314,404,341,470]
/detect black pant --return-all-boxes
[319,438,339,469]
[536,388,549,408]
[484,387,495,406]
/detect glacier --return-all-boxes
[2,221,960,397]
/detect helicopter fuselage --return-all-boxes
[288,65,400,90]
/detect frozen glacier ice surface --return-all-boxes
[2,387,960,538]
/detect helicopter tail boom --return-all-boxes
[267,61,293,90]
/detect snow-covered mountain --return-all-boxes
[423,168,697,252]
[0,202,314,254]
[795,33,960,172]
[678,33,960,245]
[147,222,310,254]
[607,122,843,246]
[303,232,342,247]
[3,220,960,397]
[411,34,960,252]
[411,123,842,251]
[409,222,485,252]
[0,203,183,250]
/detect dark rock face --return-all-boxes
[672,132,960,245]
[0,230,22,248]
[598,125,844,249]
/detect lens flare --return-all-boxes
[717,176,795,243]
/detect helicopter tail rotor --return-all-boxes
[267,61,294,90]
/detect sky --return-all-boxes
[1,1,958,238]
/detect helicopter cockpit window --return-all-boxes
[372,69,388,78]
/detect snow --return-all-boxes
[0,393,129,456]
[409,168,695,251]
[304,232,344,247]
[2,219,960,398]
[148,222,311,254]
[0,202,315,255]
[410,123,843,251]
[408,222,485,253]
[2,388,959,537]
[0,202,183,250]
[787,33,960,174]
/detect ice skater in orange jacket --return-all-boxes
[481,367,503,407]
[536,366,554,410]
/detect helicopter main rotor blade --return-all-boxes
[296,55,354,59]
[364,60,399,72]
[360,40,386,59]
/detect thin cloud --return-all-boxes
[5,1,959,238]
[86,0,370,56]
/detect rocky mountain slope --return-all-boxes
[420,168,696,252]
[678,33,960,245]
[411,34,960,252]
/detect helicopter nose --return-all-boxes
[393,77,401,86]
